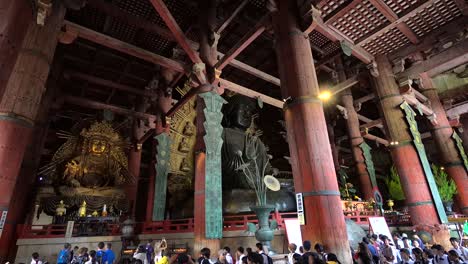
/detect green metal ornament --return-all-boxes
[400,101,447,223]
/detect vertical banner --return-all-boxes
[153,133,172,221]
[359,141,378,188]
[200,91,226,239]
[295,193,305,225]
[400,102,447,223]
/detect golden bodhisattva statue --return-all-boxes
[79,201,87,217]
[39,120,132,217]
[56,200,67,216]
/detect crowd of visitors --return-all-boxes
[27,234,466,264]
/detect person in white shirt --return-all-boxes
[134,245,149,264]
[448,250,466,264]
[31,252,43,264]
[431,245,449,264]
[400,249,414,264]
[287,244,297,264]
[450,237,468,261]
[224,247,233,264]
[236,247,246,264]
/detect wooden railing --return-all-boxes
[19,211,413,239]
[18,224,68,238]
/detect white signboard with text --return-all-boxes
[284,219,303,253]
[368,216,392,239]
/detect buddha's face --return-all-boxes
[231,103,255,130]
[90,139,107,154]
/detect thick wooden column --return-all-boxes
[419,73,468,215]
[371,55,440,225]
[272,1,351,262]
[337,59,374,200]
[462,115,468,151]
[0,6,64,261]
[0,0,32,100]
[146,137,157,222]
[127,100,147,217]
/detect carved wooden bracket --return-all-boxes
[367,61,379,77]
[36,0,52,26]
[58,25,78,44]
[336,105,348,119]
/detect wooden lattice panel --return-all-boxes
[331,0,389,42]
[310,31,331,48]
[321,0,348,16]
[115,0,154,19]
[107,19,138,43]
[146,0,196,32]
[94,51,128,70]
[361,27,410,55]
[322,41,341,56]
[134,31,172,56]
[404,0,462,37]
[383,0,426,16]
[249,0,266,9]
[66,6,106,33]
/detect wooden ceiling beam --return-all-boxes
[221,52,281,86]
[329,76,359,95]
[64,71,155,97]
[62,95,157,120]
[389,16,468,60]
[354,93,376,105]
[360,119,383,130]
[219,78,284,108]
[362,133,389,146]
[88,1,281,87]
[303,7,374,64]
[396,37,468,79]
[215,15,269,70]
[216,0,249,34]
[148,0,201,64]
[357,0,437,46]
[63,21,186,73]
[367,0,419,44]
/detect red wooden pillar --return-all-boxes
[461,115,468,152]
[0,0,32,100]
[419,73,468,215]
[371,55,440,225]
[127,100,148,217]
[0,6,64,261]
[146,137,157,223]
[337,58,374,200]
[272,1,351,262]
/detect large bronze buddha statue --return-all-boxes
[221,95,270,190]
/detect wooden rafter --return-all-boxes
[357,0,438,46]
[397,37,468,79]
[63,95,157,120]
[329,76,359,95]
[360,119,383,130]
[63,21,186,73]
[367,0,419,44]
[219,78,284,108]
[389,16,468,60]
[63,23,283,111]
[64,71,155,97]
[354,93,376,105]
[215,15,269,70]
[148,0,201,64]
[303,6,374,64]
[216,0,249,34]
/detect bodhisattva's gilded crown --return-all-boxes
[80,121,120,142]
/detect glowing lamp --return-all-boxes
[318,91,332,101]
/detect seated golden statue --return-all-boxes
[178,137,190,153]
[180,158,190,172]
[39,121,131,217]
[183,121,195,136]
[56,200,67,216]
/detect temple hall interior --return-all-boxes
[0,0,467,263]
